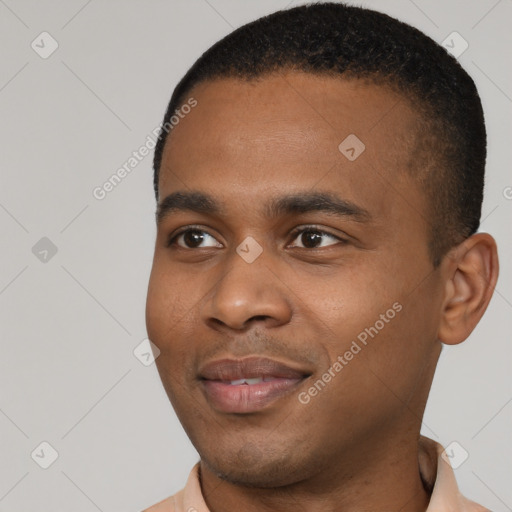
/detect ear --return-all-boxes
[438,233,499,345]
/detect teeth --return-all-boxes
[228,377,269,385]
[229,379,246,386]
[245,377,263,385]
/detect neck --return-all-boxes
[199,431,433,512]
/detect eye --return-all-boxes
[166,227,222,249]
[288,226,347,249]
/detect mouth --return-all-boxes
[198,356,311,413]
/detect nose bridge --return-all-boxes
[202,239,291,330]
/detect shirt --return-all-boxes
[142,435,490,512]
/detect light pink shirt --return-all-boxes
[143,436,490,512]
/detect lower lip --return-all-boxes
[201,378,305,413]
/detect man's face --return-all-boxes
[146,72,444,487]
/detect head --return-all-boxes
[146,2,498,488]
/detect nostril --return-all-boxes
[249,315,270,322]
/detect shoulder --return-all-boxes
[458,495,493,512]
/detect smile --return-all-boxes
[198,357,311,413]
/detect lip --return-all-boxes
[199,357,311,413]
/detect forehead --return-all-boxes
[159,71,424,226]
[167,71,416,141]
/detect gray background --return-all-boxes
[0,0,510,510]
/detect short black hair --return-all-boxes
[153,1,486,267]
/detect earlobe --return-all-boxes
[438,233,499,345]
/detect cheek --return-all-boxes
[146,268,196,410]
[145,272,173,344]
[145,259,212,387]
[145,259,199,342]
[296,261,436,404]
[296,263,400,348]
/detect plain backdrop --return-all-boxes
[0,1,510,511]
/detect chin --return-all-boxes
[199,442,309,488]
[204,461,297,488]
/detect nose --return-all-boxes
[201,247,293,331]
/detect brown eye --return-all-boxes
[289,227,346,249]
[167,228,222,249]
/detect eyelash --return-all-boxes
[165,225,348,249]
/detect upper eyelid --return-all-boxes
[289,225,343,238]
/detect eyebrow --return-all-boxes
[156,190,371,225]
